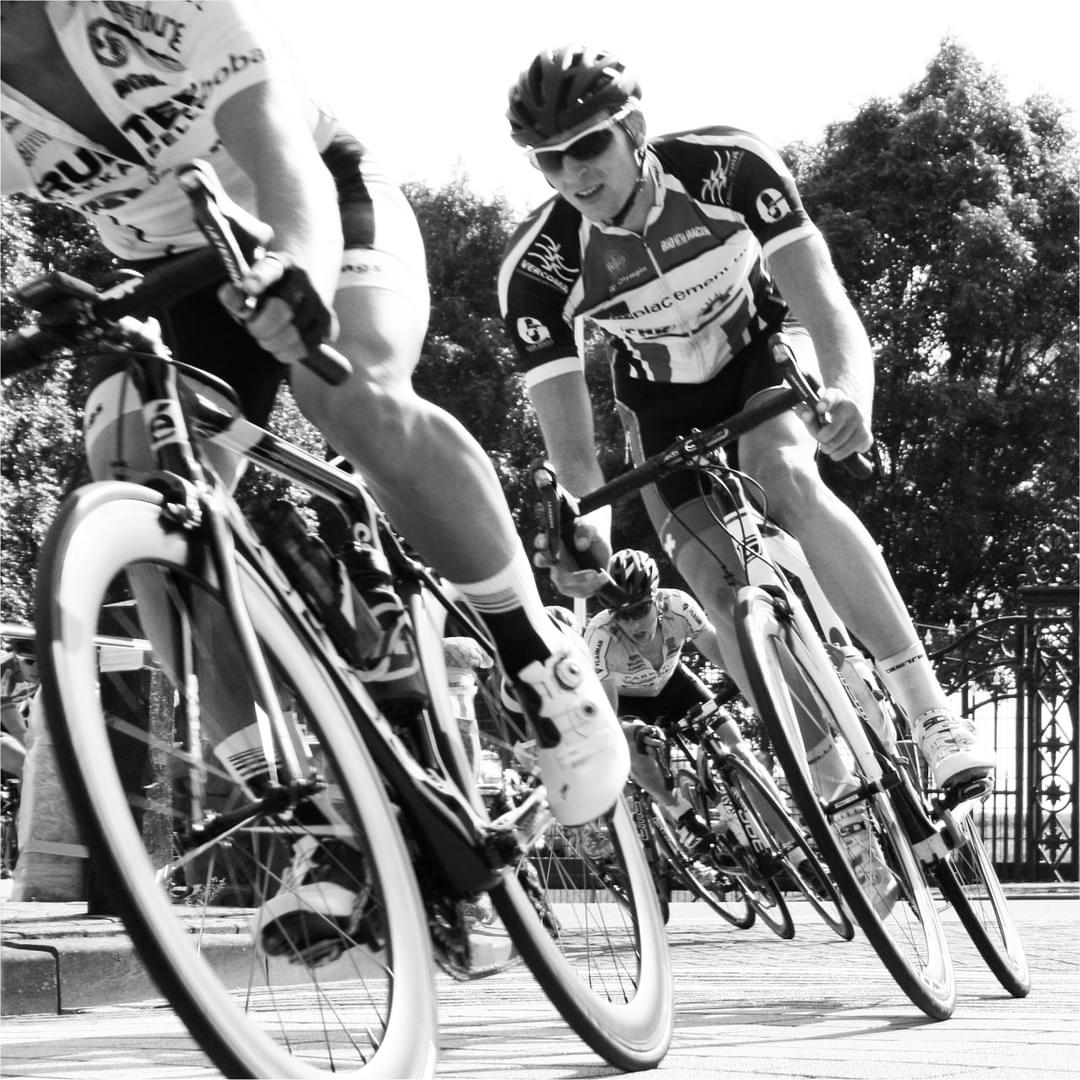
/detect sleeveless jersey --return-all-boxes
[497,127,818,388]
[585,588,713,697]
[1,0,337,259]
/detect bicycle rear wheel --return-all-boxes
[737,586,956,1019]
[35,482,436,1078]
[935,809,1031,996]
[702,743,854,940]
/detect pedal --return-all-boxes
[940,775,993,810]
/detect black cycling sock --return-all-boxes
[478,608,550,676]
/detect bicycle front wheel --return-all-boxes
[35,482,437,1078]
[702,743,853,941]
[737,586,956,1019]
[491,795,673,1072]
[936,810,1031,996]
[646,800,756,930]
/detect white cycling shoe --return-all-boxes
[512,642,630,827]
[913,708,995,790]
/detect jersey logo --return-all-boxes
[517,317,552,346]
[756,187,792,223]
[700,149,743,204]
[519,233,577,295]
[88,17,187,73]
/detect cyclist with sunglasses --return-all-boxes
[498,44,993,801]
[585,549,755,849]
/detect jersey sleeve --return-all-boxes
[584,617,614,683]
[497,200,584,388]
[658,127,818,259]
[173,0,290,113]
[668,589,713,640]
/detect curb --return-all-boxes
[1,905,253,1016]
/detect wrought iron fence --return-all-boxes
[921,527,1078,881]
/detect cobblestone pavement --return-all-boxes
[0,894,1076,1079]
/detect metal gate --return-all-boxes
[923,529,1078,882]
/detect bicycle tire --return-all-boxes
[646,802,757,930]
[490,796,673,1071]
[409,596,673,1071]
[736,585,956,1019]
[35,483,437,1078]
[935,812,1031,996]
[703,744,854,941]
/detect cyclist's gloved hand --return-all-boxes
[218,253,338,365]
[532,519,612,599]
[795,387,873,463]
[633,724,666,753]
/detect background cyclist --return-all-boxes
[1,6,627,955]
[497,44,992,801]
[588,549,796,860]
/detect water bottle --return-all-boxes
[342,543,429,706]
[256,501,380,666]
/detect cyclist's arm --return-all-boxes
[528,370,606,502]
[528,370,613,584]
[213,80,343,307]
[767,232,875,457]
[689,627,727,673]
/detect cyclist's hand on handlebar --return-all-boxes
[218,253,338,365]
[796,387,873,463]
[532,521,612,599]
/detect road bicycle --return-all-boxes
[1,162,672,1077]
[627,696,854,942]
[534,336,1030,1019]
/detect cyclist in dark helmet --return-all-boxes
[499,44,992,803]
[584,550,777,852]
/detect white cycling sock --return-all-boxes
[875,642,950,720]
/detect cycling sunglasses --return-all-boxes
[526,103,635,171]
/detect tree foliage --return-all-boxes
[788,39,1078,623]
[2,40,1076,631]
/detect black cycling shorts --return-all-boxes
[616,663,712,728]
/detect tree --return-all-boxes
[1,197,114,624]
[789,39,1079,624]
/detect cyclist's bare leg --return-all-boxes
[737,400,917,661]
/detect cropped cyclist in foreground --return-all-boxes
[497,46,993,810]
[1,4,628,955]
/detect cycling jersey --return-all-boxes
[0,0,337,259]
[585,588,713,697]
[497,127,818,388]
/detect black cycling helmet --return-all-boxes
[607,550,659,609]
[507,44,641,148]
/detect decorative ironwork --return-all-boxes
[920,532,1078,881]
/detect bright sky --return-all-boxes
[269,0,1077,213]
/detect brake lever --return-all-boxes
[530,457,627,606]
[177,160,352,386]
[768,333,875,480]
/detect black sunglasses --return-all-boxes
[532,127,617,172]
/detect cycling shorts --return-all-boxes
[85,131,427,470]
[616,663,712,728]
[614,320,818,536]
